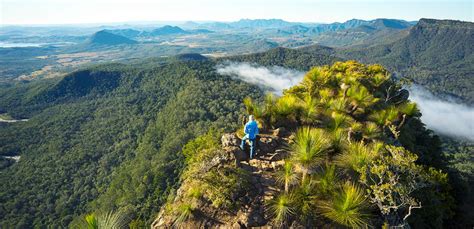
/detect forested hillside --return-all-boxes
[338,19,474,104]
[0,59,264,227]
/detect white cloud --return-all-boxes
[408,86,474,141]
[217,62,304,95]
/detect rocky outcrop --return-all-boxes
[153,130,291,228]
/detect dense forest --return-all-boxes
[0,58,264,227]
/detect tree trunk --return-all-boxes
[301,170,307,185]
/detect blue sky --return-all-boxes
[1,0,472,25]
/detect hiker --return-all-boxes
[240,115,259,159]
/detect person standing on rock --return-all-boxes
[240,115,259,159]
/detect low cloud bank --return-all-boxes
[217,62,304,95]
[217,62,473,141]
[408,86,474,141]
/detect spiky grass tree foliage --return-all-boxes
[330,112,352,130]
[85,214,98,229]
[319,182,370,228]
[243,97,264,123]
[268,193,296,226]
[276,161,299,193]
[294,180,318,223]
[291,127,330,183]
[335,141,378,173]
[173,203,195,227]
[362,122,382,141]
[300,94,320,124]
[328,128,347,155]
[314,164,339,197]
[346,84,379,115]
[369,106,400,127]
[78,211,128,229]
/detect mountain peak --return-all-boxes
[88,30,137,45]
[417,18,473,28]
[150,25,188,35]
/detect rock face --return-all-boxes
[153,130,291,228]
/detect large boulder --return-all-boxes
[224,146,248,166]
[273,127,290,137]
[222,133,241,147]
[269,149,290,161]
[257,135,279,155]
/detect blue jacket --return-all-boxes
[244,120,259,139]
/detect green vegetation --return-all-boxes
[0,59,261,227]
[339,19,474,104]
[71,211,128,229]
[163,131,251,226]
[319,182,370,228]
[268,193,295,225]
[243,61,453,227]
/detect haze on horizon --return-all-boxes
[1,0,472,25]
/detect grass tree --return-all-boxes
[319,182,370,228]
[328,127,347,156]
[300,94,320,124]
[173,203,195,227]
[362,122,382,141]
[276,161,299,194]
[314,164,339,197]
[346,84,379,115]
[294,180,318,225]
[268,193,296,226]
[77,211,128,229]
[243,97,265,126]
[291,127,330,184]
[335,141,378,173]
[274,94,301,122]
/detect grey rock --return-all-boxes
[222,133,240,147]
[224,146,248,166]
[269,149,289,161]
[273,127,290,137]
[257,136,279,155]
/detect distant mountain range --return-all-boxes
[280,18,412,34]
[222,18,473,104]
[91,18,416,46]
[184,18,415,32]
[102,25,213,40]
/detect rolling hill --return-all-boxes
[87,30,138,45]
[149,25,188,36]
